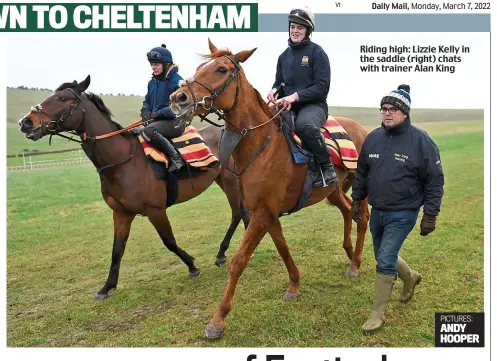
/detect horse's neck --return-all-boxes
[81,104,133,173]
[227,95,286,170]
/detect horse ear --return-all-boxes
[76,75,91,93]
[208,38,218,53]
[234,48,257,64]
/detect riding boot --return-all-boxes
[302,129,338,187]
[149,130,185,172]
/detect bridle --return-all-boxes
[28,88,135,174]
[180,55,286,177]
[181,55,241,129]
[30,88,85,142]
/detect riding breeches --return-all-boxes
[294,104,329,164]
[142,119,186,141]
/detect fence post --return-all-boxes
[29,154,32,170]
[22,153,26,169]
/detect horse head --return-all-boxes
[19,75,91,141]
[170,39,257,125]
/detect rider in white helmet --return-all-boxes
[267,7,337,187]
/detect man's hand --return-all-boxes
[420,214,437,236]
[352,200,362,224]
[276,93,298,111]
[140,108,152,121]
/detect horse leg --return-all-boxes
[352,198,370,275]
[240,202,250,229]
[205,207,270,339]
[147,208,200,277]
[340,192,369,279]
[215,176,244,266]
[268,220,300,300]
[94,210,136,300]
[328,191,354,259]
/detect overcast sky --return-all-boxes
[6,31,489,109]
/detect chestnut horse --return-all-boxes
[170,40,370,339]
[18,75,248,300]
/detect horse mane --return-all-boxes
[55,81,124,131]
[85,93,114,123]
[252,88,273,117]
[200,48,234,61]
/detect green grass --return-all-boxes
[7,128,484,347]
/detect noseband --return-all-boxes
[183,55,240,128]
[30,88,85,137]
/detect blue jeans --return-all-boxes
[369,208,420,275]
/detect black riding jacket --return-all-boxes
[272,40,330,115]
[352,118,444,216]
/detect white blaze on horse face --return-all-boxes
[201,59,215,70]
[18,104,42,126]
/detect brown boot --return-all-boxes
[397,256,422,302]
[362,273,396,334]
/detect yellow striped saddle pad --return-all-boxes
[139,126,219,169]
[292,117,359,171]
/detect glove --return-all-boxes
[131,125,145,136]
[420,214,437,236]
[151,112,158,119]
[351,200,362,224]
[140,108,151,121]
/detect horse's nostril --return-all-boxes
[177,92,188,103]
[21,117,34,128]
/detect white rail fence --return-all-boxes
[7,148,91,171]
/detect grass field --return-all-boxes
[7,111,484,347]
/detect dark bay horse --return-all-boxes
[18,75,248,300]
[170,40,370,339]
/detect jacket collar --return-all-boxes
[288,38,311,50]
[381,116,411,135]
[153,64,178,80]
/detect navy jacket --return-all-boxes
[272,40,330,114]
[352,118,444,216]
[143,65,183,120]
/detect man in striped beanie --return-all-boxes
[351,84,445,334]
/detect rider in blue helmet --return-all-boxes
[138,44,185,172]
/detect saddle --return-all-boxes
[138,126,220,208]
[139,126,220,173]
[279,112,359,216]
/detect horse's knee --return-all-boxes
[229,254,248,277]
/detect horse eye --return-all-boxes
[218,67,227,74]
[59,96,67,102]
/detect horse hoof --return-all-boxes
[93,294,108,301]
[345,269,359,279]
[215,257,227,267]
[283,292,299,301]
[205,325,224,339]
[189,269,201,278]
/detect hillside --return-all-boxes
[7,88,484,155]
